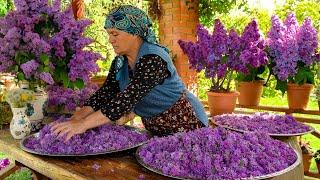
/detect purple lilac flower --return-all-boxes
[238,20,268,74]
[178,19,230,81]
[0,0,101,89]
[20,60,39,79]
[0,158,10,170]
[24,119,150,155]
[68,51,101,82]
[138,127,297,179]
[267,13,319,81]
[92,163,101,171]
[214,113,311,134]
[296,18,318,66]
[47,84,98,111]
[38,72,54,85]
[137,174,145,180]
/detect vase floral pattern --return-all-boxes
[27,93,48,132]
[10,107,31,139]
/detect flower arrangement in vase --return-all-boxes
[0,0,101,113]
[178,19,241,116]
[266,13,319,109]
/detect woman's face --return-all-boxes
[106,28,138,55]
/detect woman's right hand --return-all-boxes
[70,106,94,121]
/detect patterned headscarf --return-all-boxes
[105,5,168,53]
[105,5,169,87]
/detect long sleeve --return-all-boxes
[84,60,120,108]
[98,54,169,121]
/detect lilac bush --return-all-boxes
[267,13,319,94]
[0,158,10,170]
[138,127,297,179]
[236,20,268,82]
[0,0,101,94]
[47,83,98,112]
[178,19,268,92]
[178,20,233,92]
[214,113,311,135]
[24,119,150,154]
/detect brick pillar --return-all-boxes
[158,0,199,93]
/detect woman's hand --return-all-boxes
[116,112,136,125]
[50,119,87,142]
[50,110,112,142]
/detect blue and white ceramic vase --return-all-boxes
[9,107,31,139]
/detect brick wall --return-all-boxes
[158,0,199,93]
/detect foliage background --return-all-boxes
[1,0,319,98]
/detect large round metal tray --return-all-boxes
[136,146,301,180]
[20,125,151,156]
[211,120,315,137]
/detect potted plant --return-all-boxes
[178,20,240,116]
[299,139,313,173]
[0,0,101,114]
[313,149,320,173]
[235,20,268,106]
[266,13,319,110]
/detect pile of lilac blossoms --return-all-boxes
[0,0,100,89]
[24,119,150,154]
[0,158,10,171]
[138,127,297,179]
[214,113,311,135]
[267,13,319,81]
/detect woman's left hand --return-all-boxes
[50,119,87,142]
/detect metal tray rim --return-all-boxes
[20,125,151,157]
[211,120,315,137]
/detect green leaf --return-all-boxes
[17,72,25,81]
[275,80,287,95]
[74,79,85,89]
[222,55,229,63]
[14,51,29,64]
[43,66,50,72]
[40,54,50,65]
[60,71,70,88]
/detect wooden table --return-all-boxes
[0,126,305,180]
[0,128,168,180]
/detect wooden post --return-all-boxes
[158,0,199,94]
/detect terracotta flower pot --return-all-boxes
[302,153,313,172]
[207,91,239,116]
[317,161,320,173]
[287,83,313,110]
[238,81,264,106]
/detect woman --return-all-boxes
[51,5,208,141]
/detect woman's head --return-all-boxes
[105,5,156,55]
